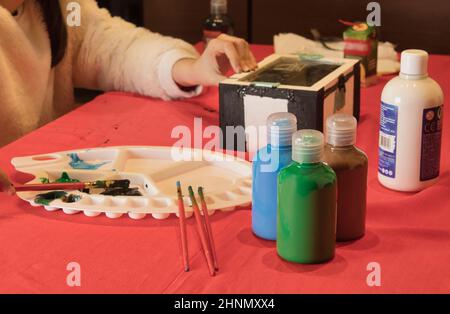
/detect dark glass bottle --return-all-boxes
[203,0,234,44]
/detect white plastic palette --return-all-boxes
[11,146,253,220]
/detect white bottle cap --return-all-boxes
[267,112,297,147]
[400,49,428,77]
[292,130,324,163]
[326,113,357,147]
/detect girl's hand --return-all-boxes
[0,169,15,195]
[172,34,258,87]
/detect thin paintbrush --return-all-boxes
[176,181,190,272]
[198,187,219,271]
[188,186,215,277]
[14,179,130,192]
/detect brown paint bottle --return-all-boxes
[323,114,368,242]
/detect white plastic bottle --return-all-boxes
[378,49,444,192]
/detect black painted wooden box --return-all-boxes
[219,54,360,153]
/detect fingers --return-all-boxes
[6,184,15,196]
[218,34,258,72]
[209,35,258,74]
[221,40,242,73]
[233,38,257,72]
[0,169,15,195]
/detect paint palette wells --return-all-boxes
[11,146,252,220]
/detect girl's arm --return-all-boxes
[0,168,15,195]
[68,0,255,100]
[172,34,257,87]
[69,0,201,100]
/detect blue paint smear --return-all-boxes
[68,153,110,170]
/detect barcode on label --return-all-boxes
[379,132,396,153]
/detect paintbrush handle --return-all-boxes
[177,197,190,272]
[188,188,215,277]
[14,182,86,192]
[193,206,216,277]
[200,198,219,271]
[14,179,131,192]
[198,187,219,270]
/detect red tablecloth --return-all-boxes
[0,45,449,294]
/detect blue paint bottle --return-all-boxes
[252,112,297,240]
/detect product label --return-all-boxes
[378,102,398,178]
[344,39,371,56]
[420,106,443,181]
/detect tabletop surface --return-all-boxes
[0,45,449,293]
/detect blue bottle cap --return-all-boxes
[267,112,297,147]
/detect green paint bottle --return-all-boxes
[277,130,337,264]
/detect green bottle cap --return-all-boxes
[292,130,324,163]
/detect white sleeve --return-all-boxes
[68,0,202,100]
[157,49,203,100]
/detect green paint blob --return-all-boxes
[56,172,80,183]
[39,177,50,184]
[277,162,337,264]
[40,172,80,184]
[35,191,68,206]
[36,173,140,201]
[62,194,82,203]
[34,173,82,205]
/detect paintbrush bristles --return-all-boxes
[198,187,205,199]
[177,182,183,199]
[187,186,199,207]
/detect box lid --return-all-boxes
[221,54,359,92]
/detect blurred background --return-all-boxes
[97,0,449,54]
[76,0,449,103]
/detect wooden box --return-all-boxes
[219,54,360,153]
